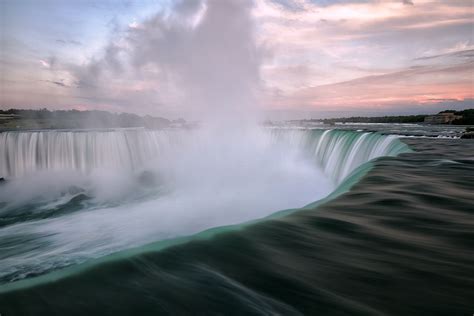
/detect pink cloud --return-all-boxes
[266,60,474,110]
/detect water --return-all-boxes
[0,127,472,315]
[275,121,468,138]
[0,128,406,284]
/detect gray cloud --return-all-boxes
[45,80,68,88]
[414,49,474,61]
[56,39,82,46]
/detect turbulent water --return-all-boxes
[0,127,472,315]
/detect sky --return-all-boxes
[0,0,473,119]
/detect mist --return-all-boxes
[0,0,335,281]
[70,0,262,121]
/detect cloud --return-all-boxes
[256,0,473,107]
[39,60,51,68]
[42,80,69,88]
[39,56,57,69]
[56,39,82,46]
[3,0,473,117]
[267,59,474,110]
[416,45,474,61]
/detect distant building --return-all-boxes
[424,112,462,124]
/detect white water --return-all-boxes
[0,128,408,282]
[0,128,406,182]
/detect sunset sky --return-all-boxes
[1,0,473,119]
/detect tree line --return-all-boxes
[0,108,183,129]
[318,109,473,125]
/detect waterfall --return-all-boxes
[270,129,409,183]
[0,128,410,284]
[1,129,409,183]
[0,129,179,178]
